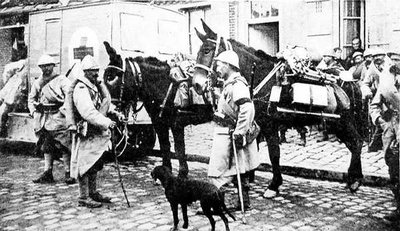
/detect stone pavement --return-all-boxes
[0,152,398,231]
[178,122,389,187]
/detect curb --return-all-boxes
[148,150,391,188]
[1,140,390,188]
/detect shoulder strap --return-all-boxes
[233,78,249,87]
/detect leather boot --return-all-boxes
[229,176,251,211]
[64,172,76,185]
[33,169,54,184]
[299,132,307,147]
[78,175,102,208]
[88,172,111,203]
[78,197,102,208]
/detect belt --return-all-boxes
[37,104,61,113]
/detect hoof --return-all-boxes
[347,180,362,193]
[263,189,278,199]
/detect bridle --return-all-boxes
[105,58,144,157]
[194,34,232,90]
[106,58,143,113]
[194,34,232,75]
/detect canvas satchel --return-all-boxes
[246,120,260,144]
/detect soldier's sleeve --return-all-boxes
[2,62,19,84]
[362,71,373,96]
[232,81,253,135]
[28,81,39,115]
[60,75,71,100]
[369,89,383,125]
[73,83,112,130]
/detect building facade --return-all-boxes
[176,0,400,60]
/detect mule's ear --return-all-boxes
[195,28,207,42]
[201,19,216,38]
[103,41,118,59]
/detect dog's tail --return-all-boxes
[218,191,236,221]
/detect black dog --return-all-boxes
[151,166,236,231]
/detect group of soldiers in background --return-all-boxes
[311,37,400,221]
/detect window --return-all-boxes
[342,0,364,57]
[187,7,210,55]
[250,1,279,19]
[306,0,332,36]
[45,20,61,56]
[120,13,145,52]
[365,0,389,50]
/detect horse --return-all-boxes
[192,20,365,197]
[102,41,214,178]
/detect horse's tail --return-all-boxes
[339,81,367,139]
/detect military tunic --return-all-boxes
[28,73,71,149]
[208,73,260,180]
[0,59,28,106]
[370,70,400,194]
[70,76,113,179]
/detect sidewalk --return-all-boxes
[174,122,389,187]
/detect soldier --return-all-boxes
[348,51,364,80]
[344,37,364,70]
[369,56,400,222]
[28,54,75,184]
[0,47,28,137]
[333,47,346,68]
[362,49,387,152]
[207,50,260,211]
[69,55,122,208]
[316,49,345,75]
[360,48,374,82]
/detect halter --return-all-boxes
[194,34,233,76]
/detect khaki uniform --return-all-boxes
[0,59,27,106]
[208,73,260,186]
[28,73,71,149]
[0,59,28,136]
[70,76,112,179]
[370,70,400,206]
[361,64,381,98]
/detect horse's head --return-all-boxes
[103,41,125,97]
[192,19,229,95]
[103,41,144,107]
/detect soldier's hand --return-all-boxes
[233,133,246,149]
[108,121,117,129]
[115,112,125,122]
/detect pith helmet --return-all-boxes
[387,50,400,59]
[363,48,373,57]
[215,50,240,69]
[37,54,55,66]
[322,49,336,58]
[81,55,99,71]
[352,51,363,59]
[371,48,386,58]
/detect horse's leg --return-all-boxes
[171,125,188,178]
[262,122,282,198]
[333,118,363,193]
[153,122,172,170]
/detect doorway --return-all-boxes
[248,22,279,56]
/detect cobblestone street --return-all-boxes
[0,148,399,231]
